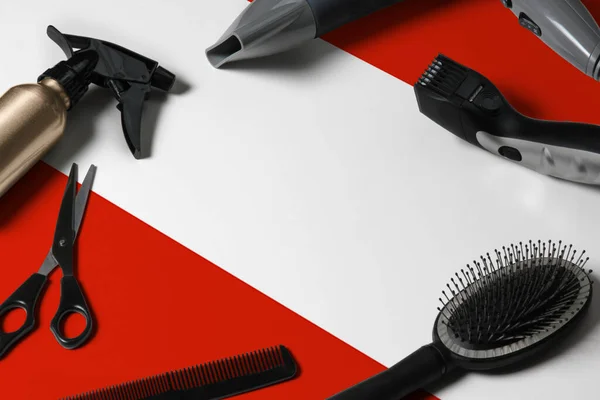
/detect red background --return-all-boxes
[1,0,600,398]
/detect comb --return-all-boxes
[61,345,298,400]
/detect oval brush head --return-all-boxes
[328,239,594,400]
[435,240,593,367]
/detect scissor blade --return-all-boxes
[74,164,96,234]
[37,250,58,276]
[38,165,97,276]
[51,164,77,277]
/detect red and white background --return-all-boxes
[0,0,599,398]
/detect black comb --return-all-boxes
[61,345,298,400]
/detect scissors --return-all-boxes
[0,163,96,358]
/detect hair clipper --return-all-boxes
[502,0,600,81]
[415,54,600,185]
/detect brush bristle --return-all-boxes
[438,240,593,347]
[61,345,294,400]
[417,54,469,97]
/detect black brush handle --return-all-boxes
[326,343,449,400]
[306,0,405,37]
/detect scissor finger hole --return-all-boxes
[58,311,87,339]
[0,307,27,333]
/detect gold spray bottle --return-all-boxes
[0,25,176,198]
[0,51,98,197]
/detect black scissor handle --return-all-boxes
[0,273,47,358]
[50,276,93,349]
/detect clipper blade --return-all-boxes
[417,54,470,97]
[414,54,473,139]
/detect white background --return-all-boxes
[1,0,599,398]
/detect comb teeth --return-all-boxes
[417,54,469,97]
[63,375,171,400]
[61,345,297,400]
[169,345,287,390]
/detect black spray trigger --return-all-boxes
[47,26,75,58]
[116,83,151,159]
[46,25,176,159]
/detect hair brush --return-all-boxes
[60,345,297,399]
[328,240,594,400]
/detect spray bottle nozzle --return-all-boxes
[46,25,176,159]
[38,50,99,110]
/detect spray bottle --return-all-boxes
[0,25,175,198]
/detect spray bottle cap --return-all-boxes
[43,25,176,159]
[38,50,100,109]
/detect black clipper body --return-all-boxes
[415,54,600,185]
